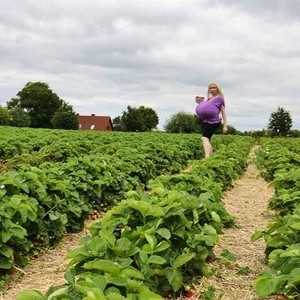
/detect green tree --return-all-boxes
[268,106,292,136]
[51,102,79,130]
[112,116,124,131]
[214,124,238,135]
[118,106,159,132]
[137,106,159,132]
[7,82,62,128]
[9,107,31,127]
[288,129,300,137]
[164,112,200,133]
[0,106,10,125]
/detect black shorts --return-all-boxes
[201,122,220,140]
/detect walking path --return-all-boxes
[189,147,277,300]
[1,147,277,300]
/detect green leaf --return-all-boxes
[120,267,144,280]
[251,230,265,242]
[280,248,300,257]
[139,251,148,263]
[64,268,75,284]
[147,255,166,265]
[106,293,127,300]
[290,222,300,230]
[116,238,132,250]
[211,211,221,223]
[145,234,157,250]
[154,241,170,253]
[0,257,13,269]
[165,267,183,292]
[100,231,116,247]
[126,245,140,256]
[156,228,171,240]
[49,212,60,221]
[0,246,13,258]
[172,253,195,268]
[76,286,106,299]
[198,262,209,277]
[110,277,128,287]
[141,244,152,254]
[203,224,217,235]
[48,287,69,300]
[253,271,282,297]
[80,274,107,290]
[289,268,300,284]
[129,201,164,218]
[83,260,120,276]
[16,290,45,300]
[2,230,11,243]
[139,288,163,300]
[10,225,27,239]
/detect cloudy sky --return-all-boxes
[1,0,300,131]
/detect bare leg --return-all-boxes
[202,137,212,158]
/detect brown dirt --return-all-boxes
[0,159,9,173]
[0,146,277,300]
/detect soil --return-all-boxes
[0,146,277,300]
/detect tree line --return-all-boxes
[0,81,297,136]
[1,82,79,130]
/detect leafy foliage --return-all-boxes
[113,106,159,132]
[0,128,254,298]
[0,106,10,126]
[8,107,31,127]
[164,112,200,133]
[253,138,300,298]
[268,106,292,136]
[6,82,78,129]
[51,101,79,130]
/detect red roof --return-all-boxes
[77,114,113,131]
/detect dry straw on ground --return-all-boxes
[1,146,277,300]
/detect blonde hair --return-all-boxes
[207,82,224,99]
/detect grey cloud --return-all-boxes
[1,0,300,131]
[210,0,300,19]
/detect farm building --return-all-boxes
[77,114,113,131]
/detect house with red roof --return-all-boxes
[77,114,113,131]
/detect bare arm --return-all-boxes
[220,106,228,133]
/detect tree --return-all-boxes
[214,124,238,135]
[51,102,79,130]
[116,106,159,132]
[7,82,62,128]
[0,106,10,125]
[268,106,292,136]
[136,106,159,132]
[9,107,31,127]
[112,116,124,131]
[164,112,200,133]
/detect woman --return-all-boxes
[195,82,228,158]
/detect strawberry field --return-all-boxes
[1,126,300,299]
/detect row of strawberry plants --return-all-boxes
[1,127,202,163]
[5,132,201,167]
[0,134,237,288]
[0,127,237,166]
[252,138,300,299]
[15,137,254,300]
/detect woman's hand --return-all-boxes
[195,96,205,103]
[222,126,228,134]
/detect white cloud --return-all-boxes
[1,0,300,131]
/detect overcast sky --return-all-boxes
[1,0,300,132]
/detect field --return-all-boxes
[0,127,300,299]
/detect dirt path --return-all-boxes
[1,147,276,300]
[189,147,277,300]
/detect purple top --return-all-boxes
[195,95,225,124]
